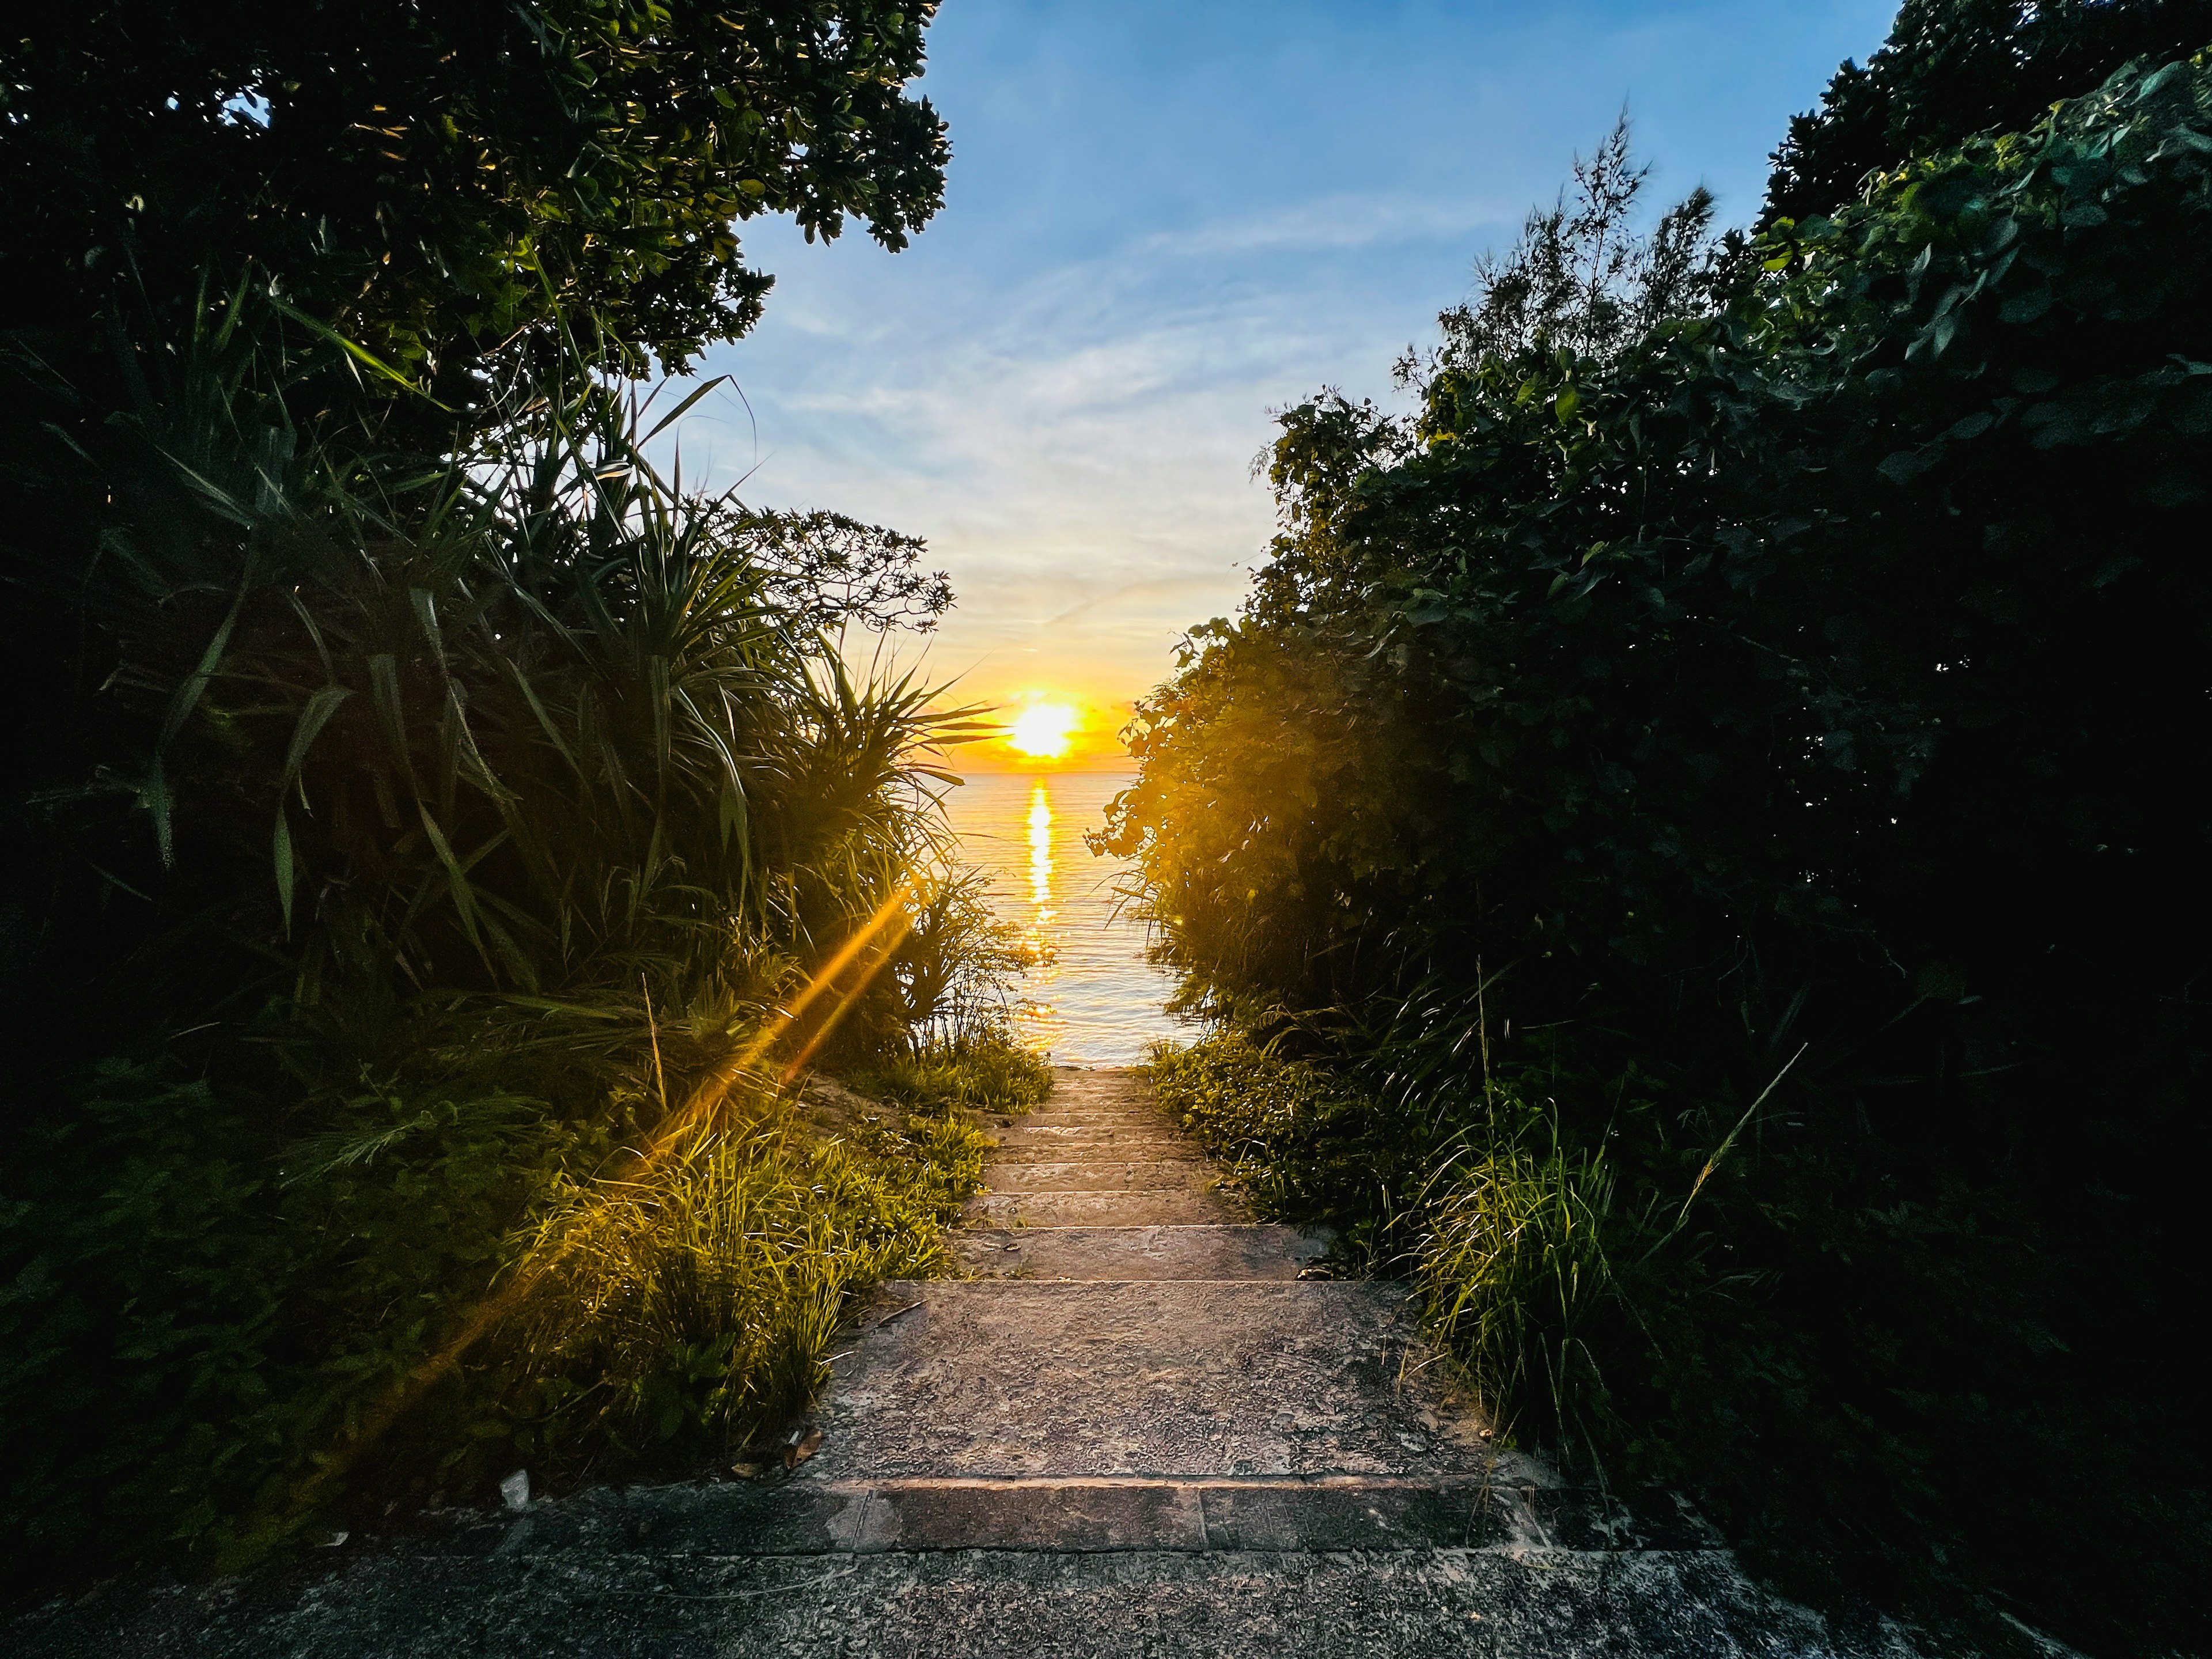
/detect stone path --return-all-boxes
[17,1068,1936,1658]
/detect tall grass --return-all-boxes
[0,281,1012,1583]
[1418,1134,1618,1453]
[1152,1029,1640,1461]
[506,1091,992,1463]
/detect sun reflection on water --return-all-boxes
[945,772,1185,1064]
[1027,783,1055,918]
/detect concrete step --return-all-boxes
[1011,1108,1178,1128]
[965,1190,1243,1226]
[1046,1070,1162,1097]
[988,1143,1204,1165]
[796,1475,1715,1554]
[69,1511,1918,1659]
[801,1280,1494,1482]
[991,1124,1195,1152]
[955,1225,1331,1281]
[995,1119,1180,1137]
[380,1474,1715,1560]
[984,1160,1217,1192]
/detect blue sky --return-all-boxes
[671,0,1900,759]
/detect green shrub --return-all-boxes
[851,1024,1053,1116]
[1148,1032,1405,1253]
[0,1052,589,1569]
[0,1028,1000,1578]
[0,289,1003,1586]
[503,1092,992,1465]
[1419,1134,1618,1449]
[1109,54,2212,1654]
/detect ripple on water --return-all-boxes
[939,771,1190,1066]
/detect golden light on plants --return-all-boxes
[279,880,924,1519]
[1007,700,1081,760]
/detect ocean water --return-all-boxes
[938,770,1191,1066]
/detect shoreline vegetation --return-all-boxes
[1116,20,2212,1657]
[0,0,1055,1598]
[3,4,2208,1654]
[0,297,1056,1575]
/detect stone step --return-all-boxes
[403,1474,1714,1560]
[802,1280,1494,1482]
[1009,1108,1177,1128]
[964,1190,1243,1226]
[991,1124,1195,1151]
[955,1225,1331,1281]
[984,1160,1217,1193]
[107,1515,1914,1659]
[806,1475,1715,1554]
[988,1143,1203,1165]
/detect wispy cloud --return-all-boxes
[1160,192,1513,259]
[678,197,1468,709]
[661,0,1896,729]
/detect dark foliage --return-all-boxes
[0,287,983,1584]
[2,0,956,1082]
[0,0,948,391]
[0,1,946,382]
[0,0,993,1602]
[1765,0,2212,221]
[1107,56,2212,1654]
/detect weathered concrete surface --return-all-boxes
[9,1066,1955,1658]
[955,1224,1332,1280]
[985,1158,1215,1191]
[992,1138,1199,1162]
[14,1539,1926,1659]
[963,1068,1246,1226]
[801,1279,1497,1479]
[992,1123,1198,1151]
[967,1188,1244,1225]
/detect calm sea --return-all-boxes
[937,771,1191,1066]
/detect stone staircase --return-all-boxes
[720,1069,1919,1653]
[17,1068,1937,1658]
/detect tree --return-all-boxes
[1414,115,1742,376]
[0,1,950,388]
[1763,0,2212,223]
[1109,55,2212,1650]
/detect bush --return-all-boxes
[1108,54,2212,1654]
[1,1016,1005,1580]
[0,287,1001,1586]
[1150,1032,1408,1257]
[851,1024,1053,1116]
[1,1051,585,1569]
[504,1092,992,1467]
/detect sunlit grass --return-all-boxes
[850,1025,1053,1115]
[505,1087,992,1459]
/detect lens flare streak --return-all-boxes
[278,878,923,1521]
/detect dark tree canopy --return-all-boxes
[1764,0,2212,222]
[0,1,949,382]
[1107,55,2212,1650]
[1419,116,1742,374]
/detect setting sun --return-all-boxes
[1007,701,1081,760]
